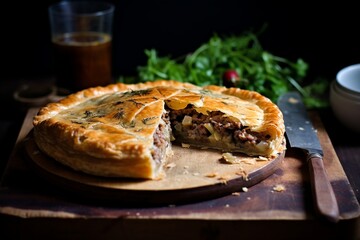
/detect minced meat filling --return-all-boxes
[151,110,171,163]
[169,106,269,146]
[152,106,271,161]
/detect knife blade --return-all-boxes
[277,91,339,222]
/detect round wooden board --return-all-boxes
[24,135,285,206]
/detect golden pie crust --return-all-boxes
[33,80,285,179]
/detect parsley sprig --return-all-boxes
[119,32,329,108]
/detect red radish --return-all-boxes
[222,69,240,87]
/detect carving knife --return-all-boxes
[277,91,339,222]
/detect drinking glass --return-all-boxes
[49,1,115,92]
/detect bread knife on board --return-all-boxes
[277,91,339,222]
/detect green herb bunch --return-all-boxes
[119,32,329,108]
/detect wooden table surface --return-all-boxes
[0,80,360,240]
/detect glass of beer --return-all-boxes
[49,1,115,92]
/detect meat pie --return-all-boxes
[33,80,285,179]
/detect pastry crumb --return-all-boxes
[220,153,258,165]
[272,184,286,192]
[218,175,230,184]
[221,152,241,164]
[235,169,249,181]
[232,192,240,196]
[205,172,218,178]
[242,158,256,165]
[165,162,176,169]
[218,178,228,185]
[257,156,269,161]
[181,143,190,148]
[242,187,249,192]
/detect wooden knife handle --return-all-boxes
[308,153,340,222]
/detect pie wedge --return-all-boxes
[33,80,285,179]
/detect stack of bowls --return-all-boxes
[330,64,360,132]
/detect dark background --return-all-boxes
[1,1,360,224]
[1,0,360,83]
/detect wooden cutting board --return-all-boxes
[24,131,284,205]
[1,107,359,223]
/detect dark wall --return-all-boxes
[2,0,359,82]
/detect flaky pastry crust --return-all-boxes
[33,80,285,179]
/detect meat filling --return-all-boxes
[152,105,272,161]
[169,106,270,150]
[151,110,171,163]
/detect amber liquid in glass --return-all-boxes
[52,32,112,92]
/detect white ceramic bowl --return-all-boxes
[336,64,360,95]
[330,64,360,132]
